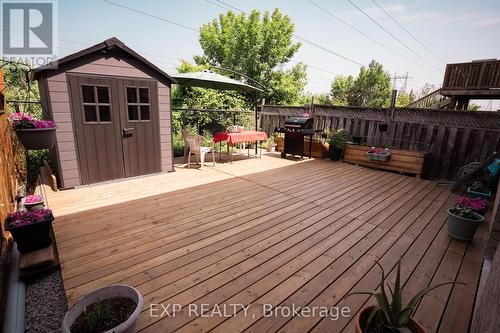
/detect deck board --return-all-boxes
[46,154,487,332]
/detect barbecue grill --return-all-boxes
[274,116,320,159]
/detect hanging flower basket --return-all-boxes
[9,112,57,150]
[5,209,54,253]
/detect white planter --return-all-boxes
[267,144,277,152]
[61,284,143,333]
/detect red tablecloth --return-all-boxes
[214,131,268,145]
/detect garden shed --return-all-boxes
[34,37,176,188]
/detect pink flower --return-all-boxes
[6,209,53,228]
[457,196,487,211]
[9,112,56,129]
[23,194,44,205]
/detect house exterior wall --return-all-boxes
[39,53,173,188]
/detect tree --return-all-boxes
[194,9,307,105]
[420,83,438,97]
[395,90,416,107]
[329,60,391,107]
[171,61,250,133]
[330,75,354,106]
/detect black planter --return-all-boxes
[352,136,362,145]
[6,217,54,253]
[378,123,389,132]
[15,127,57,150]
[330,148,342,161]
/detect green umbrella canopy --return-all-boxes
[171,71,263,93]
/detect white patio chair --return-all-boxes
[185,133,215,169]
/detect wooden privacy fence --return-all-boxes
[0,70,18,239]
[260,104,500,180]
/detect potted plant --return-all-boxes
[347,261,463,333]
[368,147,391,162]
[328,129,347,161]
[378,122,389,132]
[447,201,485,241]
[456,195,487,216]
[9,111,57,150]
[22,194,45,211]
[466,181,491,199]
[267,137,277,152]
[62,284,143,333]
[5,208,54,253]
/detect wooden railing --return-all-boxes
[442,60,500,90]
[260,104,500,180]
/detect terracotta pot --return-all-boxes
[61,284,143,333]
[15,127,56,150]
[355,306,427,333]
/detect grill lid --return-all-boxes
[285,116,313,128]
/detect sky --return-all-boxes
[50,0,500,107]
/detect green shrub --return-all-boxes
[26,149,49,188]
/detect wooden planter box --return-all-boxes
[274,136,328,158]
[344,144,425,177]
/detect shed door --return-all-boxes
[119,79,161,178]
[69,76,161,185]
[69,76,125,184]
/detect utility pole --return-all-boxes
[390,72,413,91]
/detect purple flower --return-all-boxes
[9,112,56,129]
[23,194,44,204]
[6,209,53,228]
[457,195,488,211]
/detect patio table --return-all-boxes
[213,131,268,163]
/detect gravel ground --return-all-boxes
[25,268,68,333]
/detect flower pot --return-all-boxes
[352,136,362,145]
[447,208,484,241]
[6,216,53,253]
[267,144,277,152]
[355,306,427,333]
[330,147,342,161]
[367,152,391,162]
[15,127,57,150]
[466,186,491,199]
[378,123,389,132]
[22,199,45,211]
[62,284,143,333]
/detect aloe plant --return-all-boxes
[346,260,465,333]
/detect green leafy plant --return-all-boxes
[470,181,489,193]
[346,261,464,333]
[328,129,347,150]
[450,206,482,220]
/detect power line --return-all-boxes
[213,0,364,67]
[102,0,199,32]
[308,0,428,70]
[345,0,442,73]
[371,0,446,63]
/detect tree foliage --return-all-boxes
[329,60,391,107]
[172,61,251,133]
[395,90,416,107]
[193,9,307,105]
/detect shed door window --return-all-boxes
[81,85,111,123]
[126,87,150,121]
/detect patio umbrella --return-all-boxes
[171,71,264,93]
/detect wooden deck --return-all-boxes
[46,154,488,332]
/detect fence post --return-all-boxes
[389,89,397,121]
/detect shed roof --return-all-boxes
[33,37,177,83]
